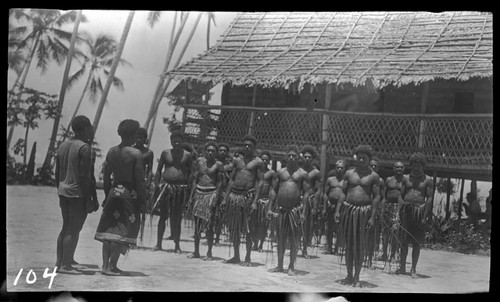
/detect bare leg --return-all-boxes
[340,248,354,285]
[396,241,408,274]
[103,243,121,276]
[241,232,253,266]
[188,218,201,259]
[410,240,420,278]
[205,221,214,260]
[56,199,69,269]
[154,200,168,251]
[102,242,110,273]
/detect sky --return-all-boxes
[7,9,491,203]
[8,9,237,172]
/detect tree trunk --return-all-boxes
[144,11,188,133]
[42,10,83,169]
[92,11,135,132]
[146,13,202,135]
[64,71,92,139]
[7,36,41,151]
[26,141,37,184]
[23,125,29,166]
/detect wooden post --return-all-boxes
[320,84,333,183]
[432,170,437,216]
[249,86,258,135]
[458,177,466,231]
[181,80,189,133]
[418,82,430,150]
[445,177,452,221]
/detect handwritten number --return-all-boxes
[13,268,23,286]
[25,269,36,284]
[43,267,57,289]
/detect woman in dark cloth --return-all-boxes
[95,120,147,276]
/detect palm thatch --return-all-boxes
[167,11,492,89]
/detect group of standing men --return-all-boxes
[54,115,434,287]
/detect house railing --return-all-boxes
[181,104,492,175]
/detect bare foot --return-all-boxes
[58,267,82,275]
[252,245,258,251]
[102,269,120,276]
[152,246,162,252]
[187,253,200,259]
[287,268,296,276]
[395,268,406,275]
[258,248,264,253]
[240,261,251,267]
[339,276,354,285]
[174,248,182,254]
[269,266,284,273]
[303,252,310,259]
[352,280,363,287]
[204,255,213,261]
[111,267,125,275]
[224,257,240,264]
[410,270,418,278]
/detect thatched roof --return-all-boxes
[167,11,493,89]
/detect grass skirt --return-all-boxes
[400,202,426,244]
[224,188,255,242]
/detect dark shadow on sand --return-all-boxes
[119,271,148,277]
[76,263,100,269]
[289,269,309,276]
[334,279,378,288]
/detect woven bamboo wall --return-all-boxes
[181,104,492,180]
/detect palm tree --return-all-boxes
[92,11,135,132]
[206,12,216,51]
[143,12,215,143]
[7,9,85,150]
[63,33,129,138]
[42,10,84,169]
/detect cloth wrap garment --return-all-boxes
[254,197,270,242]
[224,187,255,243]
[337,201,375,267]
[95,184,141,254]
[399,201,426,244]
[154,182,189,243]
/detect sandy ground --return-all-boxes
[5,185,490,293]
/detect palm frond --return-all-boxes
[68,64,87,89]
[147,11,162,28]
[118,58,133,68]
[208,12,217,26]
[51,28,73,41]
[9,9,30,21]
[112,76,125,91]
[56,10,79,26]
[35,40,50,73]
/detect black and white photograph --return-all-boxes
[5,10,492,294]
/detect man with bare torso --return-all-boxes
[214,143,232,246]
[397,153,433,278]
[252,151,275,252]
[133,127,154,243]
[299,145,321,259]
[267,145,310,276]
[367,157,385,267]
[335,145,380,287]
[95,119,147,275]
[221,135,264,266]
[186,141,224,260]
[152,130,193,253]
[322,159,346,255]
[379,161,405,266]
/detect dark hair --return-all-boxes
[242,134,257,146]
[71,115,91,134]
[117,119,140,139]
[409,152,426,166]
[300,145,317,158]
[204,141,218,151]
[286,145,300,154]
[218,143,230,151]
[311,159,320,169]
[170,130,184,140]
[136,127,148,138]
[354,144,373,159]
[260,150,272,159]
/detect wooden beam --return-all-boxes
[320,84,333,183]
[458,177,466,228]
[249,85,258,135]
[418,82,430,149]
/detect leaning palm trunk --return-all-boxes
[143,11,188,132]
[63,72,92,139]
[145,13,203,138]
[7,37,41,151]
[42,10,83,169]
[92,11,135,132]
